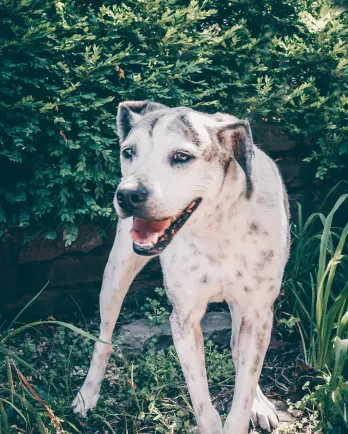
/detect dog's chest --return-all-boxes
[161,223,260,302]
[159,199,285,312]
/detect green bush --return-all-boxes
[0,0,226,243]
[0,0,347,242]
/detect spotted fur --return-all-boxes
[73,101,290,434]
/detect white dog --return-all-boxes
[72,101,290,434]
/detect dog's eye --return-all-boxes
[172,151,193,163]
[122,147,134,160]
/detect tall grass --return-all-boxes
[284,190,348,432]
[0,286,117,433]
[285,193,348,370]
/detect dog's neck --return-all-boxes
[185,162,250,241]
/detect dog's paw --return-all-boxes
[251,391,279,432]
[72,388,100,418]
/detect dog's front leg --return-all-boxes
[170,310,223,434]
[224,307,273,434]
[72,218,150,417]
[228,303,279,432]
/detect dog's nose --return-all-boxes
[116,185,149,213]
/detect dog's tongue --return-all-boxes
[131,218,171,244]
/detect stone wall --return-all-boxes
[0,224,163,319]
[0,124,332,320]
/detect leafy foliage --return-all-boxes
[0,0,347,242]
[293,338,348,433]
[140,287,171,325]
[284,192,348,370]
[283,190,348,432]
[0,0,223,243]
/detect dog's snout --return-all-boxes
[116,184,149,213]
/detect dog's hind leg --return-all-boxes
[72,218,150,417]
[224,305,274,434]
[170,307,223,434]
[228,303,279,432]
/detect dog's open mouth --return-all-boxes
[131,198,202,256]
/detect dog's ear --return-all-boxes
[117,100,167,142]
[216,120,254,198]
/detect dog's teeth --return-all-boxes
[151,233,159,244]
[135,241,155,249]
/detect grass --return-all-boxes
[283,190,348,433]
[0,319,236,433]
[285,194,348,370]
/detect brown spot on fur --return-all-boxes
[248,222,259,234]
[175,113,201,147]
[256,332,264,350]
[244,397,249,410]
[192,323,204,352]
[231,336,236,348]
[183,362,190,372]
[251,355,261,375]
[206,253,220,265]
[255,249,275,271]
[254,275,266,285]
[262,249,274,262]
[237,254,248,268]
[239,318,252,343]
[198,403,204,416]
[200,274,209,284]
[190,263,199,272]
[203,148,214,162]
[256,195,266,204]
[222,156,233,177]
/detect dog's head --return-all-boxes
[114,100,254,256]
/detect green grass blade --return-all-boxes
[2,321,117,347]
[318,180,348,212]
[0,398,27,426]
[21,398,47,434]
[4,282,49,334]
[318,222,348,356]
[5,357,14,403]
[337,311,348,339]
[308,273,316,363]
[285,280,311,323]
[318,194,347,282]
[92,414,117,434]
[0,346,47,381]
[0,402,9,434]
